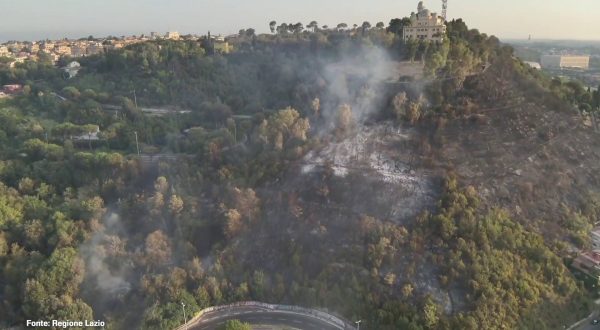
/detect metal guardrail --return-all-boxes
[173,301,357,330]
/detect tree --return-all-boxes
[218,320,251,330]
[307,21,319,32]
[376,22,385,29]
[402,283,414,298]
[225,209,243,238]
[337,23,348,31]
[154,176,169,194]
[231,187,260,221]
[251,270,266,300]
[423,297,439,329]
[145,230,172,268]
[335,104,355,137]
[269,21,277,34]
[292,22,304,34]
[277,23,289,35]
[168,194,184,216]
[388,17,412,35]
[259,107,310,149]
[311,98,320,117]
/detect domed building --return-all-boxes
[402,1,447,42]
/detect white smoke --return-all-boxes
[80,212,132,296]
[319,45,398,128]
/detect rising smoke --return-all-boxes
[80,212,132,297]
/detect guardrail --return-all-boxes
[173,301,357,330]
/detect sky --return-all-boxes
[0,0,599,42]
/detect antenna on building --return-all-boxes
[441,0,448,20]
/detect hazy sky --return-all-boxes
[1,0,599,42]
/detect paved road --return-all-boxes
[574,313,600,330]
[570,310,600,330]
[187,306,343,330]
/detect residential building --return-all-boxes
[214,41,232,54]
[86,43,104,55]
[40,42,55,53]
[71,45,86,57]
[55,44,72,56]
[2,84,24,94]
[27,43,39,53]
[403,1,447,42]
[166,31,180,40]
[524,61,541,70]
[72,125,100,141]
[0,45,9,57]
[572,250,600,280]
[591,227,600,250]
[541,55,590,70]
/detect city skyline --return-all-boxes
[1,0,600,42]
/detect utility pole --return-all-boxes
[181,302,188,330]
[134,131,140,155]
[355,319,362,330]
[233,120,237,143]
[133,89,138,108]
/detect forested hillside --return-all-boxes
[1,18,600,329]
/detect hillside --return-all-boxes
[1,19,600,330]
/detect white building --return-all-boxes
[541,55,590,70]
[0,45,9,57]
[72,125,100,141]
[403,1,447,42]
[524,61,541,70]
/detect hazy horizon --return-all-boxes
[1,0,600,43]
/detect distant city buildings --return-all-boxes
[541,55,590,70]
[403,1,447,42]
[200,32,233,54]
[166,31,180,40]
[0,30,235,69]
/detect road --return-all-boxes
[186,306,344,330]
[572,312,600,330]
[568,307,600,330]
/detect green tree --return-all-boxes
[219,320,251,330]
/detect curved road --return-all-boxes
[186,306,345,330]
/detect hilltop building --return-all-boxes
[403,1,447,42]
[541,55,590,70]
